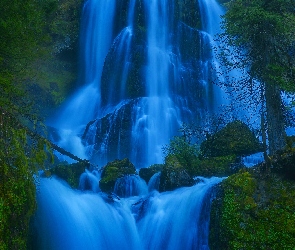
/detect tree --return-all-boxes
[219,0,295,155]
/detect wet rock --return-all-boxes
[49,161,90,189]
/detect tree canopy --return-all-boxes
[219,0,295,155]
[221,0,295,91]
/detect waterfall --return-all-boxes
[46,0,230,168]
[33,0,234,249]
[47,0,117,162]
[32,176,224,249]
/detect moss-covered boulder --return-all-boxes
[139,164,164,184]
[209,169,295,249]
[49,161,90,189]
[201,120,263,158]
[159,156,195,192]
[99,158,137,193]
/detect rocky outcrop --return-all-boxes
[159,157,195,192]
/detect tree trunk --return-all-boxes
[265,83,286,155]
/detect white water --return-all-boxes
[33,176,223,249]
[48,0,117,161]
[35,1,235,249]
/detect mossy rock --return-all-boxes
[201,120,263,158]
[99,158,137,193]
[139,164,164,184]
[159,156,195,192]
[209,169,295,249]
[49,161,90,189]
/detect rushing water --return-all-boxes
[36,0,232,249]
[33,176,224,249]
[47,0,229,168]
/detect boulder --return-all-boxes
[49,161,90,189]
[200,120,263,158]
[99,158,137,193]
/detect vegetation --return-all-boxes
[0,103,51,249]
[158,120,261,191]
[210,168,295,249]
[200,120,263,158]
[219,0,295,155]
[0,0,82,248]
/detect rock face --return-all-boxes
[99,158,137,193]
[159,166,195,192]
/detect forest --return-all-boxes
[0,0,295,249]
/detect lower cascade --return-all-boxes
[32,176,223,250]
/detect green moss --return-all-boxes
[201,120,263,158]
[139,164,163,184]
[198,155,238,177]
[210,170,295,249]
[99,158,137,193]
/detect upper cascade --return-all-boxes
[50,0,229,168]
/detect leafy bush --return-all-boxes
[163,136,200,176]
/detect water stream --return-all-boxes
[35,0,231,248]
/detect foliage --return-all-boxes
[163,136,200,176]
[198,155,238,177]
[200,120,263,158]
[161,135,239,191]
[0,0,84,248]
[0,0,83,118]
[221,0,295,91]
[219,0,295,154]
[210,170,295,249]
[99,158,137,193]
[0,106,50,249]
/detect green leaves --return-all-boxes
[221,0,295,91]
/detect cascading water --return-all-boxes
[35,0,234,249]
[47,0,229,168]
[32,176,224,249]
